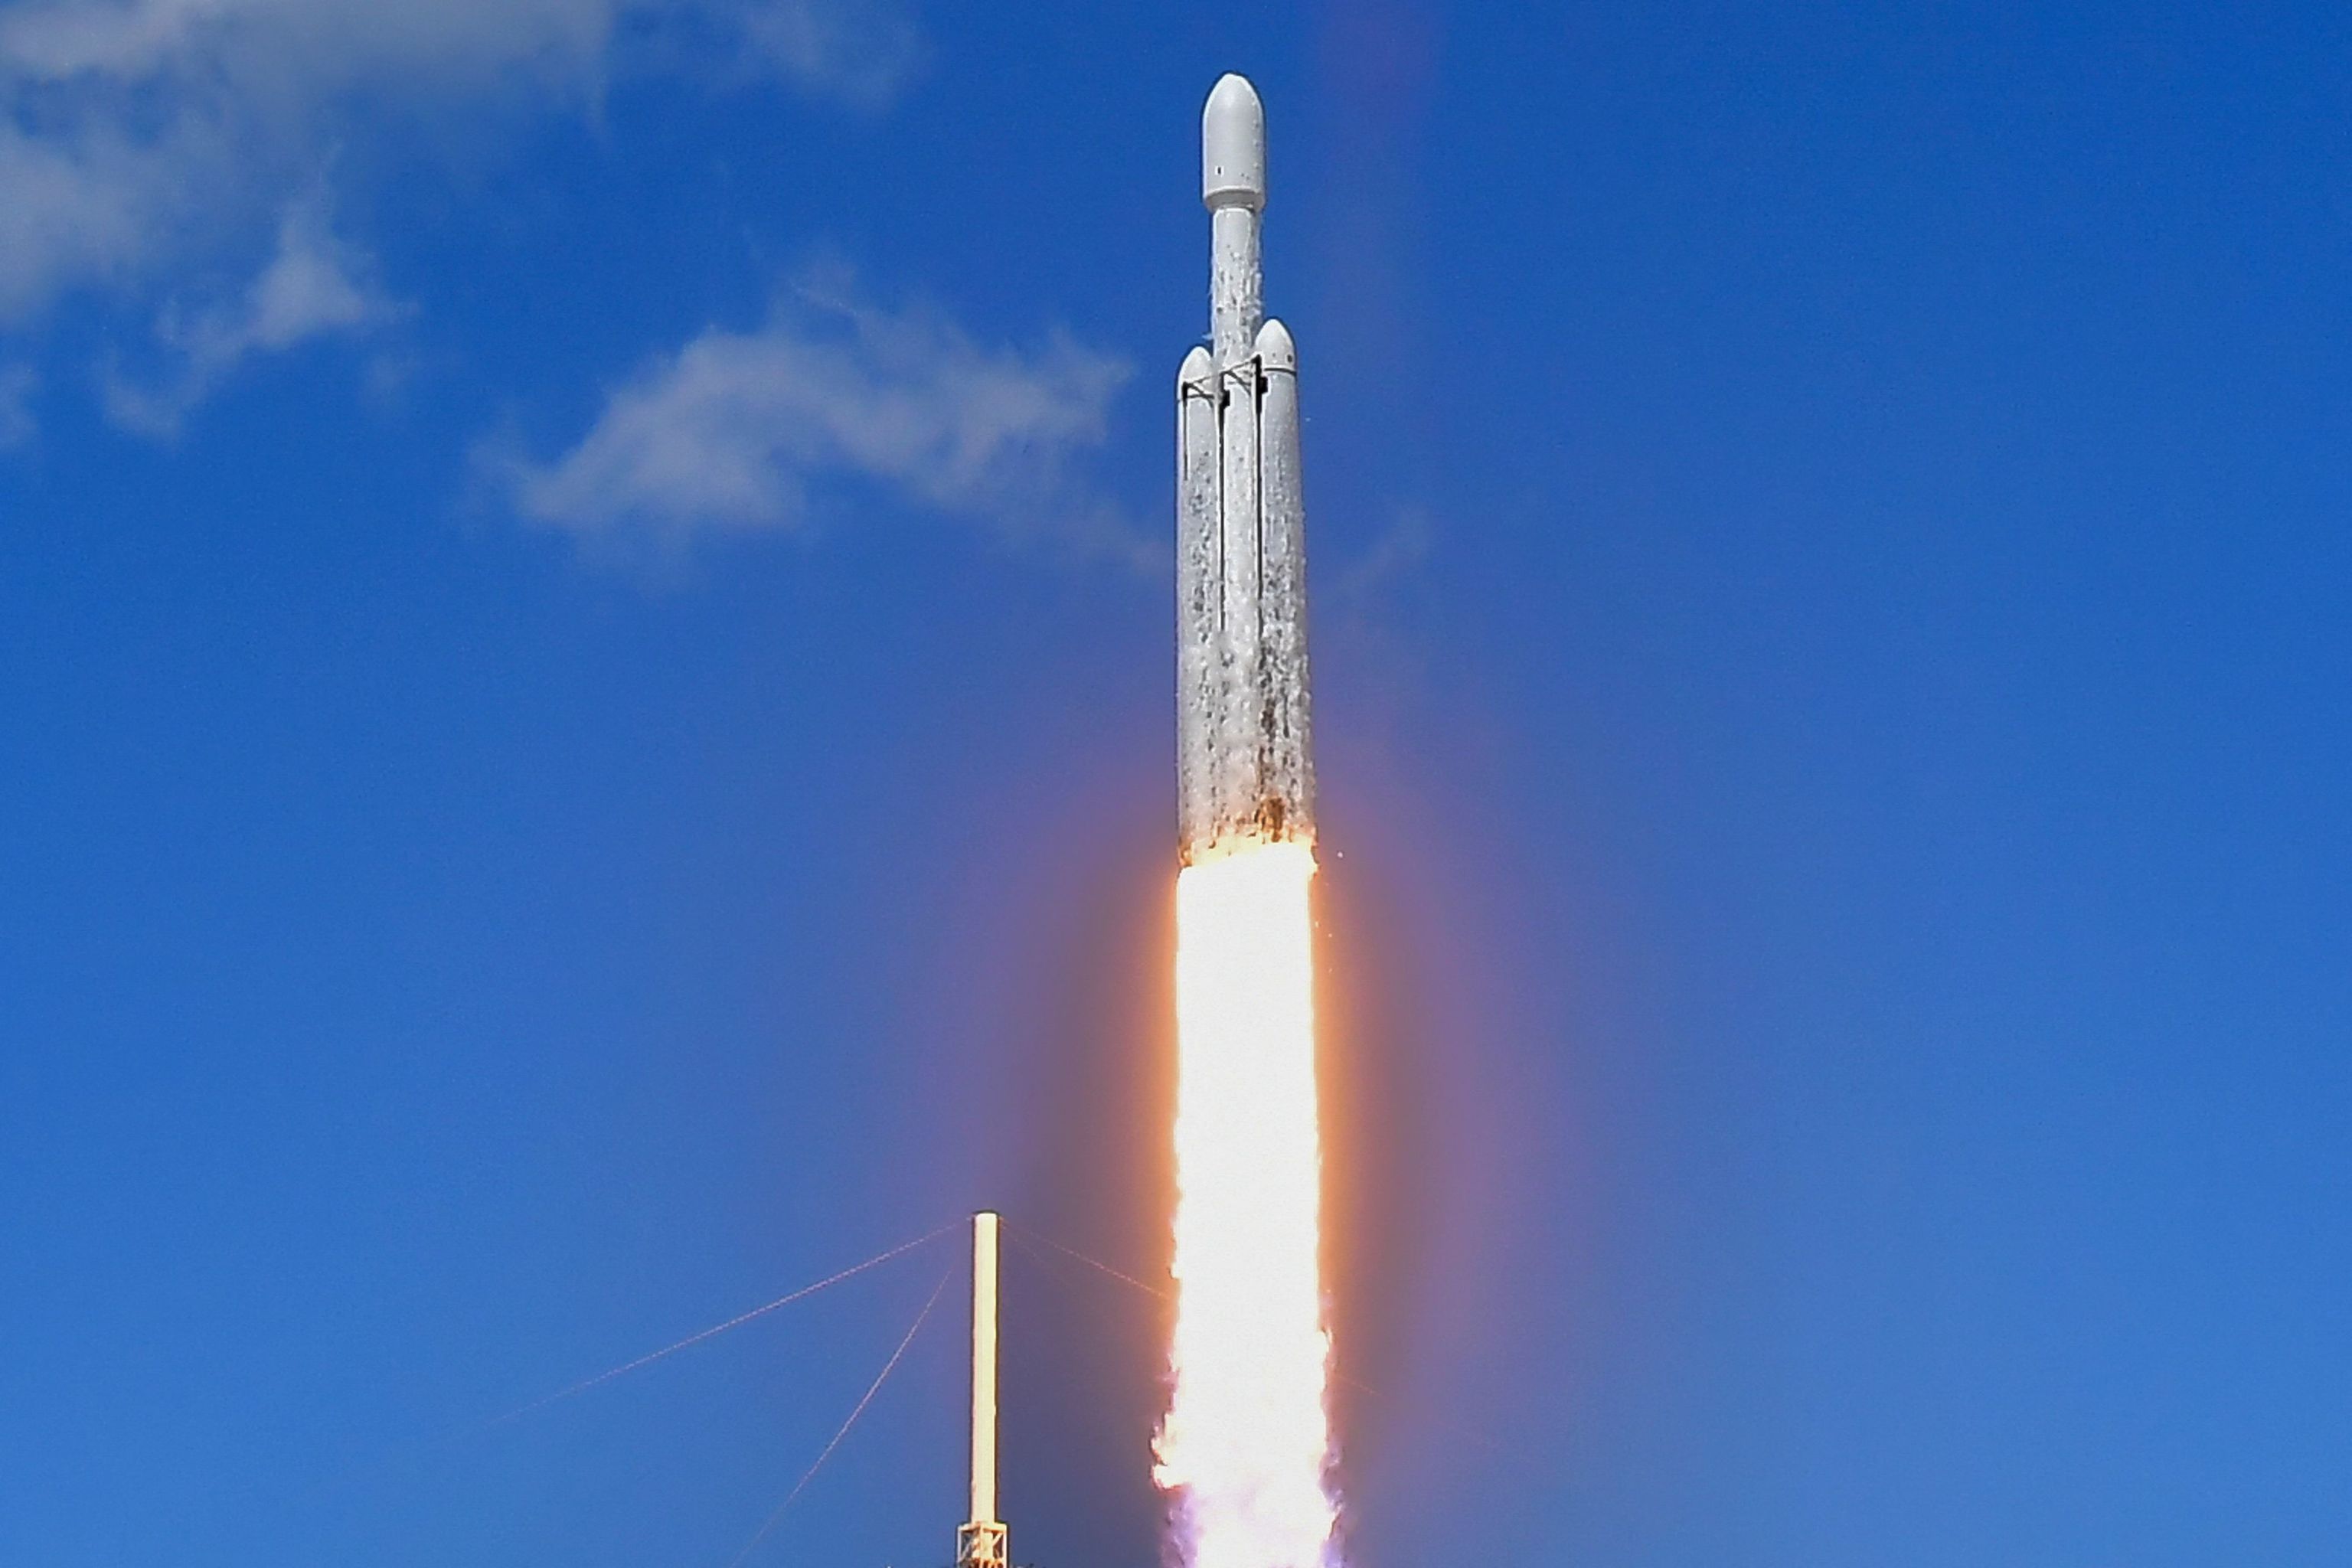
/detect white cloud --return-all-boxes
[0,363,35,447]
[103,195,405,436]
[501,276,1146,564]
[738,0,922,110]
[0,0,921,420]
[0,0,916,100]
[1329,504,1434,611]
[0,1,608,329]
[0,0,612,88]
[0,122,185,322]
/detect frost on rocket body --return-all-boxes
[1178,75,1314,862]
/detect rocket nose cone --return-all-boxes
[1253,317,1295,369]
[1203,73,1266,211]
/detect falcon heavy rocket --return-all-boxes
[1176,74,1315,861]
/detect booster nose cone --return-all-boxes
[1253,316,1295,370]
[1202,73,1266,211]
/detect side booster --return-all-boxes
[1177,74,1314,862]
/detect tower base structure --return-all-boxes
[957,1520,1010,1568]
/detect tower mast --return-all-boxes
[956,1212,1009,1568]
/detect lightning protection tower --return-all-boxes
[956,1212,1009,1568]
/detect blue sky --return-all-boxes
[4,2,2349,1564]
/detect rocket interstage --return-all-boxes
[1177,73,1314,862]
[1158,75,1341,1568]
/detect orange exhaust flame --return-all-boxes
[1157,839,1338,1568]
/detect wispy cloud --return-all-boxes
[737,0,923,109]
[0,362,35,447]
[0,0,922,421]
[498,273,1146,566]
[103,195,406,436]
[1328,503,1435,614]
[0,121,182,324]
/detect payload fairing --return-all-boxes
[1177,74,1315,861]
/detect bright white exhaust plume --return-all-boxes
[1158,841,1337,1568]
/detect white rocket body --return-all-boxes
[1178,74,1314,861]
